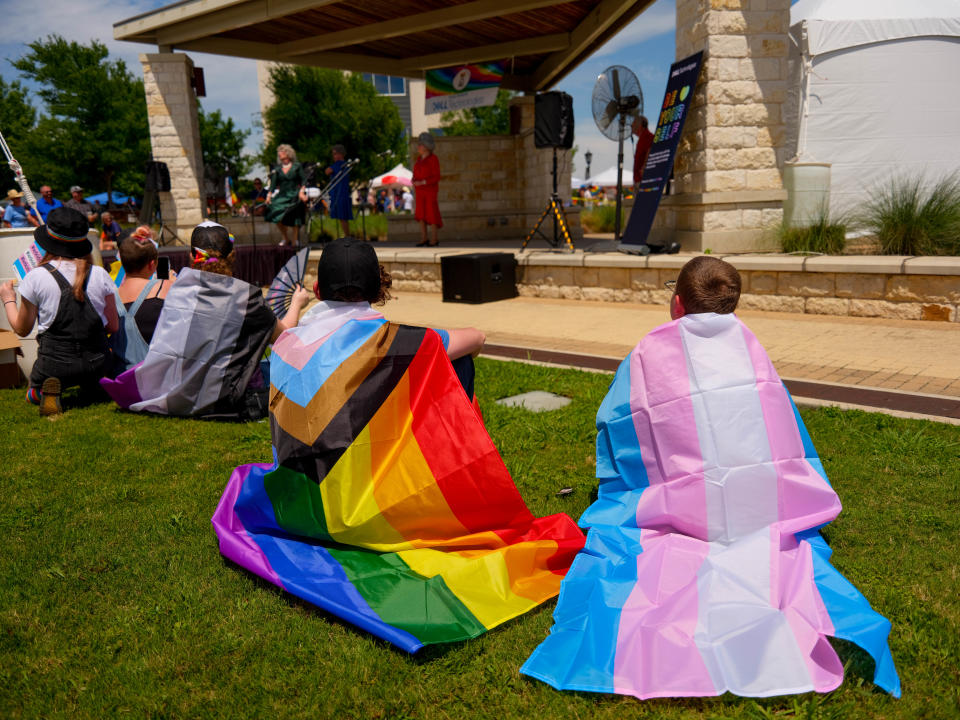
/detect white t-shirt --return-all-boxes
[402,191,413,211]
[19,260,118,333]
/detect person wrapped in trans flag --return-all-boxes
[522,256,900,700]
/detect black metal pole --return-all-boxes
[552,147,559,247]
[615,117,625,242]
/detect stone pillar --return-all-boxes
[662,0,789,253]
[141,53,205,243]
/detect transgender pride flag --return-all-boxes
[522,312,900,699]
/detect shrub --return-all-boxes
[580,205,627,234]
[778,206,847,254]
[861,173,960,255]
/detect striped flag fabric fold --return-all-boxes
[521,312,900,699]
[213,307,585,651]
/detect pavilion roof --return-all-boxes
[114,0,655,91]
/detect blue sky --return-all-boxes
[0,0,678,181]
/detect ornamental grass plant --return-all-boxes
[778,204,847,255]
[861,172,960,256]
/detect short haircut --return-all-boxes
[332,144,346,156]
[276,143,296,161]
[675,256,741,314]
[639,116,649,128]
[118,230,158,272]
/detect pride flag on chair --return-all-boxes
[521,312,900,699]
[212,303,585,652]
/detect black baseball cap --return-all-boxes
[317,237,380,301]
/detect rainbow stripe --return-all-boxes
[213,312,584,651]
[522,313,900,698]
[425,62,504,98]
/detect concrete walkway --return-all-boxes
[378,291,960,421]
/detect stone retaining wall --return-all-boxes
[369,250,960,323]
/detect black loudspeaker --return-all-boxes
[441,253,518,304]
[145,161,171,192]
[534,92,574,149]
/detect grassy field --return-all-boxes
[1,358,958,719]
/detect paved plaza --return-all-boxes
[379,290,960,406]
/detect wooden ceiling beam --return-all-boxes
[530,0,653,90]
[174,37,425,78]
[117,0,339,46]
[402,32,569,71]
[277,0,566,57]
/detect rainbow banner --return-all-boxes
[425,62,504,115]
[213,303,584,651]
[522,313,900,699]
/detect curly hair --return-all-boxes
[190,223,236,277]
[276,144,297,162]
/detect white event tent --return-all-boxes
[786,0,960,214]
[588,164,634,188]
[370,163,413,188]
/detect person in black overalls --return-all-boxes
[1,207,120,415]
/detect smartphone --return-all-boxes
[156,256,170,280]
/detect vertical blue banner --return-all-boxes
[621,51,704,249]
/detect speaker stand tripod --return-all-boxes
[521,148,575,252]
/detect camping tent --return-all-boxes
[370,164,413,187]
[786,0,960,214]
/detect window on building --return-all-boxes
[362,73,406,96]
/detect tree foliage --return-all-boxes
[199,105,252,178]
[261,66,405,184]
[441,89,514,136]
[0,77,39,191]
[12,36,151,199]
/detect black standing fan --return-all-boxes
[592,66,643,242]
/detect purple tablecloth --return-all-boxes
[101,245,299,287]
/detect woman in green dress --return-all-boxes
[264,144,308,247]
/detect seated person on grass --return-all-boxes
[521,256,900,700]
[211,236,585,653]
[0,207,119,416]
[101,221,311,421]
[111,226,174,371]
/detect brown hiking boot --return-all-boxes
[39,377,63,417]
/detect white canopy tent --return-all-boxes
[786,0,960,214]
[589,164,634,188]
[370,163,413,188]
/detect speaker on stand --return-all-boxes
[141,160,179,245]
[522,91,576,252]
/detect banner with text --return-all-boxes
[621,51,704,249]
[424,62,504,115]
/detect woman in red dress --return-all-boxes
[413,132,442,246]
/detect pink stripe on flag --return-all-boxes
[775,529,843,692]
[614,532,717,698]
[739,324,841,534]
[211,464,284,589]
[630,322,708,539]
[273,311,383,370]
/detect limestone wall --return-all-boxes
[388,97,579,243]
[141,53,205,243]
[655,0,790,252]
[365,249,960,323]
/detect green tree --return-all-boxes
[12,36,150,202]
[0,77,39,191]
[261,66,405,184]
[441,89,514,136]
[199,105,251,177]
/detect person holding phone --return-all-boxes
[111,226,174,371]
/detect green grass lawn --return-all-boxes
[1,358,958,719]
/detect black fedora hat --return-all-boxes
[34,207,92,259]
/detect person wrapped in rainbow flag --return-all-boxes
[522,256,900,699]
[212,238,585,651]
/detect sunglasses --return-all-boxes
[664,280,677,290]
